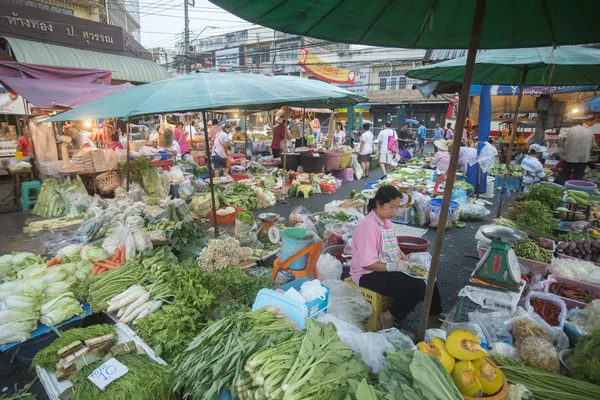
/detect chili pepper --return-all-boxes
[549,282,598,303]
[531,298,561,326]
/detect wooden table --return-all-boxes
[59,170,100,195]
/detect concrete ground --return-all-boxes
[0,151,498,398]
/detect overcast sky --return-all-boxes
[139,0,253,50]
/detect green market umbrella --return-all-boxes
[208,0,600,341]
[396,105,405,131]
[347,106,356,133]
[358,112,363,128]
[406,46,600,216]
[406,46,600,85]
[44,72,367,123]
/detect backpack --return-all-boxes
[387,130,398,153]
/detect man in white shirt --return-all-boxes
[212,124,231,177]
[377,121,397,175]
[359,123,374,178]
[521,144,547,190]
[559,119,595,183]
[184,121,197,138]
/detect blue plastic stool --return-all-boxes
[21,180,41,210]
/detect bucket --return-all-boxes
[429,198,460,212]
[300,153,326,173]
[369,155,378,170]
[482,177,495,198]
[391,206,411,224]
[285,153,301,171]
[565,180,597,195]
[325,151,343,172]
[397,236,430,254]
[280,228,317,270]
[340,151,352,169]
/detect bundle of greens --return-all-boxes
[172,307,298,399]
[237,318,371,400]
[217,182,258,210]
[513,239,552,263]
[117,157,155,185]
[71,353,175,400]
[518,183,564,209]
[565,330,600,385]
[0,379,37,400]
[344,380,392,400]
[378,350,462,400]
[31,324,116,370]
[494,356,600,400]
[514,201,557,237]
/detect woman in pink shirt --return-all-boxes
[173,122,191,156]
[350,186,443,329]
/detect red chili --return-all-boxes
[531,298,561,326]
[549,282,598,303]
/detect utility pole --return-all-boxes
[184,0,190,73]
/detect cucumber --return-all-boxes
[567,196,577,203]
[567,189,590,199]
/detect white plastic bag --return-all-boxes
[324,280,373,325]
[524,291,568,330]
[459,203,491,221]
[170,165,185,184]
[300,279,327,302]
[102,224,136,260]
[130,226,153,253]
[178,179,194,202]
[351,156,363,180]
[316,254,343,281]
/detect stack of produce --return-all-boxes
[550,258,600,285]
[105,282,170,324]
[416,330,504,398]
[33,178,92,220]
[198,237,254,272]
[557,238,600,263]
[518,183,564,209]
[217,182,258,210]
[513,239,552,263]
[566,189,590,205]
[254,186,276,208]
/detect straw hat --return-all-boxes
[434,139,449,151]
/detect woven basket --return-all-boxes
[95,171,120,194]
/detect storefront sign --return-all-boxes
[340,65,370,96]
[215,47,240,68]
[469,84,599,96]
[0,0,123,54]
[298,47,355,85]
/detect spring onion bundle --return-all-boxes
[172,307,298,399]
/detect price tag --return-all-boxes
[87,358,129,390]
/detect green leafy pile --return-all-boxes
[513,239,553,263]
[565,330,600,385]
[515,201,557,237]
[135,260,274,362]
[378,350,462,400]
[217,182,258,210]
[344,379,392,400]
[519,183,564,209]
[554,232,595,242]
[71,353,175,400]
[117,157,155,185]
[32,324,116,370]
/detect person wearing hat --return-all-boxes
[521,144,547,190]
[429,140,450,173]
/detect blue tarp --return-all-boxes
[582,94,600,113]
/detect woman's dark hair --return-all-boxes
[223,124,232,130]
[177,122,183,128]
[336,122,343,129]
[211,119,219,126]
[367,186,401,212]
[362,123,371,130]
[111,132,119,142]
[235,126,242,132]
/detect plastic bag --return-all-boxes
[451,188,468,205]
[145,205,169,223]
[323,222,356,248]
[478,142,498,174]
[300,279,328,302]
[102,224,136,260]
[408,252,432,268]
[289,206,313,225]
[178,179,194,202]
[411,191,431,226]
[525,291,567,330]
[351,156,364,180]
[316,254,343,281]
[489,342,521,361]
[520,336,560,373]
[131,226,153,253]
[505,306,569,350]
[469,310,513,345]
[235,220,262,249]
[459,203,491,221]
[170,165,185,184]
[343,239,353,256]
[323,200,365,221]
[324,280,373,325]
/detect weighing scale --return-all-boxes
[258,213,281,244]
[472,225,526,292]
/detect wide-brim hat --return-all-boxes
[434,139,449,151]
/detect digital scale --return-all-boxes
[471,225,527,292]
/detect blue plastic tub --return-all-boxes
[365,181,379,189]
[429,198,460,210]
[565,180,597,195]
[278,278,330,319]
[564,323,583,347]
[280,228,317,270]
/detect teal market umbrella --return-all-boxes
[44,72,367,123]
[358,112,363,128]
[396,105,405,131]
[207,0,600,342]
[347,106,356,133]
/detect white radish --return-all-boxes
[121,300,153,324]
[106,289,146,312]
[109,285,143,304]
[120,291,150,320]
[134,300,163,323]
[116,307,126,318]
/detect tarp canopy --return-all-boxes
[582,94,600,114]
[0,61,111,84]
[406,46,600,86]
[0,76,133,109]
[44,72,368,122]
[208,0,600,49]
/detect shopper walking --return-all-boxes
[359,123,374,178]
[559,119,595,183]
[445,123,454,140]
[377,121,397,175]
[417,121,427,156]
[432,123,444,153]
[212,124,231,177]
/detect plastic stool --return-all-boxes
[296,185,313,198]
[21,180,41,210]
[344,278,393,331]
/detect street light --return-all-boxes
[188,26,219,51]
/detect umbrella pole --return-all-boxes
[203,111,220,237]
[126,121,130,191]
[417,0,487,342]
[495,66,529,218]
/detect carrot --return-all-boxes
[47,257,59,267]
[120,246,126,264]
[94,261,117,269]
[97,268,107,274]
[110,252,119,263]
[114,247,121,260]
[91,266,101,276]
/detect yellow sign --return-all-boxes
[299,47,356,85]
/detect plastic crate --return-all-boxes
[152,159,172,171]
[344,278,392,331]
[208,207,243,226]
[230,173,250,182]
[278,278,330,318]
[544,274,600,309]
[454,296,484,323]
[320,181,337,193]
[333,168,354,181]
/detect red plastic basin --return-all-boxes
[396,236,430,254]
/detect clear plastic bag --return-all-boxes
[324,280,373,324]
[178,179,194,202]
[145,205,169,223]
[316,254,343,281]
[323,222,356,248]
[489,342,521,361]
[411,191,431,226]
[520,336,559,374]
[102,224,136,260]
[235,220,262,249]
[505,306,569,350]
[459,203,491,221]
[469,310,513,344]
[130,226,153,253]
[351,156,363,180]
[170,165,185,184]
[525,291,567,330]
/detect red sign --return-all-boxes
[298,47,356,85]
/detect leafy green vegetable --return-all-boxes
[515,201,557,237]
[554,232,595,242]
[565,330,600,385]
[513,239,552,263]
[32,324,115,370]
[519,183,564,209]
[237,211,255,226]
[117,157,155,185]
[344,379,393,400]
[217,182,258,210]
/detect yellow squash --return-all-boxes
[416,337,456,373]
[445,330,487,361]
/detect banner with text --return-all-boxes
[298,47,355,85]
